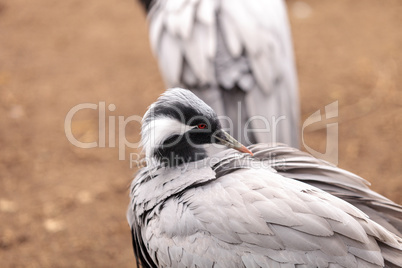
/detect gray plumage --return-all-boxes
[127,88,402,268]
[128,148,402,267]
[139,0,300,147]
[249,144,402,237]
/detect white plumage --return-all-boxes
[139,0,300,146]
[127,88,402,268]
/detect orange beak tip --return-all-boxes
[239,145,254,156]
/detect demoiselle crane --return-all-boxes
[137,0,300,147]
[127,88,402,268]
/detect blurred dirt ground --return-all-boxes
[0,0,401,267]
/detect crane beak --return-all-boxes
[213,130,254,156]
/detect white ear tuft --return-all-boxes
[141,116,195,159]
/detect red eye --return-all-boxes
[197,123,207,129]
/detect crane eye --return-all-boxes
[197,123,207,129]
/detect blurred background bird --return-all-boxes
[137,0,300,147]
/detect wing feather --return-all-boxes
[183,22,212,83]
[197,0,215,25]
[219,10,242,58]
[128,158,402,267]
[158,32,183,85]
[143,0,300,146]
[248,143,402,236]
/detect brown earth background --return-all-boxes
[0,0,401,267]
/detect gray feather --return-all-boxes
[128,148,402,267]
[246,143,402,237]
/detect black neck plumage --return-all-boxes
[154,135,207,167]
